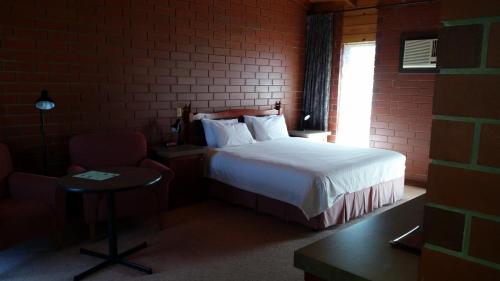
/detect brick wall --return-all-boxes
[370,2,440,183]
[0,0,307,174]
[421,0,500,279]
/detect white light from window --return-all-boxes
[336,42,376,148]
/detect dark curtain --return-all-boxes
[302,13,333,131]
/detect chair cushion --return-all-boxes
[0,143,13,198]
[69,131,147,169]
[0,199,53,249]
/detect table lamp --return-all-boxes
[170,107,184,145]
[299,111,311,131]
[35,90,55,175]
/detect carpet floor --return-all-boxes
[0,186,425,281]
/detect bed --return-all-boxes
[182,105,406,230]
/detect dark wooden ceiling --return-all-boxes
[308,0,433,12]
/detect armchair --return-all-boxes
[0,143,65,250]
[68,132,174,238]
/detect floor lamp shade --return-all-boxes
[35,90,55,110]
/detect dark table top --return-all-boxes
[58,167,162,193]
[294,195,425,281]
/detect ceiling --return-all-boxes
[307,0,432,12]
[309,0,357,6]
[307,0,377,12]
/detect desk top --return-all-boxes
[294,195,425,281]
[58,167,161,193]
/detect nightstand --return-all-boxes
[288,130,332,142]
[149,145,208,209]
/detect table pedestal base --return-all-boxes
[74,242,152,281]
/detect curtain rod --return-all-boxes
[313,0,435,14]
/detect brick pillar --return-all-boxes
[421,0,500,280]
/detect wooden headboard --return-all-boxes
[181,102,281,146]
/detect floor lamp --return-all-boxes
[34,90,55,175]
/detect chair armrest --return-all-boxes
[68,164,86,174]
[9,172,66,228]
[9,172,62,207]
[139,158,175,183]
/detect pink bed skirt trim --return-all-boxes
[208,177,405,230]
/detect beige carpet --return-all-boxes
[0,186,425,281]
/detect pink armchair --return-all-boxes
[68,132,174,237]
[0,143,65,250]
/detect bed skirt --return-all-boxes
[207,176,405,230]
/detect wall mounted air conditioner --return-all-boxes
[400,37,438,72]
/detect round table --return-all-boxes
[58,167,162,281]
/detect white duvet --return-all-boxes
[206,137,406,219]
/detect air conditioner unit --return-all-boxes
[401,38,437,69]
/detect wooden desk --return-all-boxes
[294,195,425,281]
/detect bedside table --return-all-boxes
[288,130,332,142]
[149,145,208,209]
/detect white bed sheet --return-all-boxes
[206,137,406,219]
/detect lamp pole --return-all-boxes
[35,90,55,176]
[39,109,48,175]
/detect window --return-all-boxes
[336,42,376,147]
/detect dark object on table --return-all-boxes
[295,195,425,281]
[34,89,55,175]
[170,117,183,145]
[0,143,65,250]
[389,225,423,255]
[59,167,161,281]
[67,131,174,239]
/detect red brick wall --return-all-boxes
[0,0,307,174]
[422,0,500,279]
[370,2,440,183]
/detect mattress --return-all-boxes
[206,137,406,219]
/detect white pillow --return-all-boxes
[201,118,238,147]
[243,115,276,138]
[253,115,289,141]
[211,122,254,148]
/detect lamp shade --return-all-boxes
[35,90,55,110]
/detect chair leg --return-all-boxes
[89,223,97,240]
